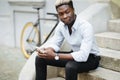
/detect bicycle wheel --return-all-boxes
[20,22,40,59]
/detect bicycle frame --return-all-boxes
[20,6,59,58]
[34,7,59,45]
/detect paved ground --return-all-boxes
[0,45,27,80]
[0,45,65,80]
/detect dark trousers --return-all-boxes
[35,54,100,80]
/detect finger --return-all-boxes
[36,48,46,54]
[38,53,47,58]
[36,49,43,54]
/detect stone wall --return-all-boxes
[110,0,120,19]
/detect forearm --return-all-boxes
[46,48,74,60]
[37,47,74,60]
[58,53,74,60]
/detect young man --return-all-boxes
[35,0,100,80]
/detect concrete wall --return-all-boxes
[78,3,111,33]
[110,0,120,19]
[0,0,45,47]
[0,0,14,47]
[0,0,111,48]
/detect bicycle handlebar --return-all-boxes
[47,13,58,19]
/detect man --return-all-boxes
[35,0,100,80]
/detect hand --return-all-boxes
[36,48,45,54]
[36,47,55,60]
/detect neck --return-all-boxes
[67,15,76,35]
[67,15,76,28]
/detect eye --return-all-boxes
[58,12,63,16]
[65,10,70,14]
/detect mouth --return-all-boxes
[62,19,71,25]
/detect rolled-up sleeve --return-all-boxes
[71,22,94,62]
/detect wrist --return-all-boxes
[54,53,59,60]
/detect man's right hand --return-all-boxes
[36,48,46,54]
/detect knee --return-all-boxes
[65,61,77,71]
[35,56,46,66]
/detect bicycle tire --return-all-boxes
[20,22,40,59]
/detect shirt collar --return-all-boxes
[63,15,78,32]
[71,16,78,32]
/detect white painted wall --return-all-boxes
[0,0,14,47]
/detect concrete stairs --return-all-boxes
[95,32,120,51]
[108,19,120,33]
[47,19,120,80]
[48,77,64,80]
[94,19,120,80]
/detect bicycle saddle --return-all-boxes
[33,6,43,10]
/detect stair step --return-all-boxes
[88,67,120,80]
[47,77,64,80]
[108,19,120,33]
[99,48,120,72]
[57,67,120,80]
[95,32,120,50]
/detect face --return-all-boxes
[56,5,75,25]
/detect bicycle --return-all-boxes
[20,6,59,59]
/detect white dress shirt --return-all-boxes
[40,15,99,62]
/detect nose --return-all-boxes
[63,14,67,19]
